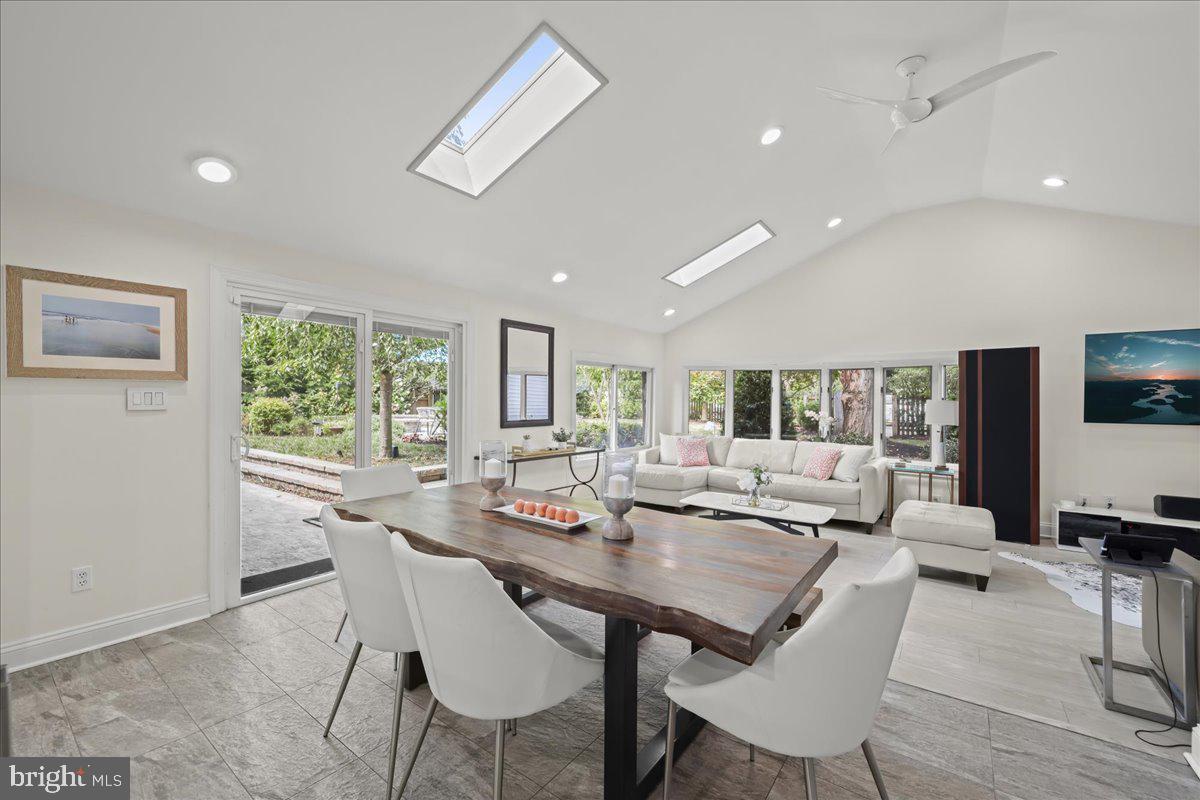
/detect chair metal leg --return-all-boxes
[334,610,348,642]
[749,744,756,762]
[394,652,399,672]
[324,640,362,737]
[395,697,436,799]
[494,719,506,800]
[510,718,517,735]
[861,740,889,800]
[803,757,818,800]
[663,699,677,799]
[384,653,408,799]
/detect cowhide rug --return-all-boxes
[999,551,1142,628]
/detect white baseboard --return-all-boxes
[1040,520,1054,542]
[1,595,210,672]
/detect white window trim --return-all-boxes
[573,355,655,452]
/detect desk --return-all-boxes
[1079,536,1197,729]
[335,483,837,799]
[886,463,957,525]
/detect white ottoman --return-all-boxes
[891,500,996,591]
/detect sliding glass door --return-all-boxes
[371,320,451,482]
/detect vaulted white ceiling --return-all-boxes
[2,1,1196,332]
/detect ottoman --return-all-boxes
[891,500,995,591]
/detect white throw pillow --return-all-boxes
[726,439,770,469]
[768,440,798,473]
[659,433,683,465]
[706,436,733,466]
[832,445,875,482]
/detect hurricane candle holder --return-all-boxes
[602,451,636,541]
[479,440,508,511]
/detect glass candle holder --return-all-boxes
[601,451,636,541]
[479,440,508,511]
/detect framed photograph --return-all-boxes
[5,265,187,380]
[1084,328,1199,424]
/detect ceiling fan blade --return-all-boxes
[927,51,1057,112]
[817,86,895,108]
[881,124,904,155]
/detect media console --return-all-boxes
[1054,503,1200,559]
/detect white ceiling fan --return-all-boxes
[818,51,1057,153]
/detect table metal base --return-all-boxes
[1081,654,1194,729]
[702,509,820,537]
[511,453,601,499]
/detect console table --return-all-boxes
[474,446,604,498]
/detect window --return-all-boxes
[506,371,548,422]
[883,366,932,460]
[575,362,652,450]
[942,364,959,466]
[688,370,726,435]
[409,24,606,198]
[732,370,772,439]
[829,368,874,445]
[780,370,821,440]
[663,222,774,287]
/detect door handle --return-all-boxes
[231,434,249,462]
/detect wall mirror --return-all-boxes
[500,319,554,428]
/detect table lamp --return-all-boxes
[924,399,958,470]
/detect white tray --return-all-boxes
[494,503,601,531]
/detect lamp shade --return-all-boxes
[924,399,958,427]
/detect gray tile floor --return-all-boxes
[9,580,1196,800]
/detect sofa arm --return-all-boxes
[638,447,661,465]
[857,458,887,523]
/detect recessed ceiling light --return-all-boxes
[662,222,775,287]
[192,157,236,184]
[760,127,783,146]
[826,217,843,229]
[551,272,569,283]
[663,308,676,317]
[1042,176,1068,188]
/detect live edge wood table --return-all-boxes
[334,482,838,800]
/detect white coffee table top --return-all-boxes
[681,491,836,525]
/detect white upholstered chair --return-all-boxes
[318,505,421,800]
[662,548,918,800]
[332,463,423,642]
[389,533,604,799]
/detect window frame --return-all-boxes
[573,356,654,452]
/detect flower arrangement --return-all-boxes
[804,409,834,439]
[736,462,773,507]
[551,427,572,443]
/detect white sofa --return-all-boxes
[635,435,886,532]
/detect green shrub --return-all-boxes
[832,432,872,446]
[246,397,294,434]
[576,420,608,449]
[287,417,313,436]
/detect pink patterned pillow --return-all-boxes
[677,437,711,467]
[801,445,842,480]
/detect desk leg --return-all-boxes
[604,617,639,800]
[510,462,518,487]
[1184,580,1197,725]
[1102,568,1114,704]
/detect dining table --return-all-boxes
[334,482,838,800]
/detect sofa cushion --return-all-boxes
[707,436,733,466]
[726,439,770,469]
[801,445,842,480]
[892,500,995,550]
[791,440,823,474]
[832,445,875,482]
[768,440,798,473]
[770,474,862,505]
[635,463,709,492]
[659,433,688,465]
[706,467,749,493]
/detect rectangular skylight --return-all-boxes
[410,24,606,198]
[662,222,775,287]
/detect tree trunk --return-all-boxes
[380,369,393,459]
[838,369,873,437]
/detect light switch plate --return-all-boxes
[127,387,167,411]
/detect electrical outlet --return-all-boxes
[1104,495,1115,509]
[71,566,92,592]
[1078,494,1090,508]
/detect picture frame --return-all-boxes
[5,265,188,380]
[1083,327,1199,424]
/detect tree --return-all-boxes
[732,370,771,437]
[372,332,448,457]
[834,369,873,438]
[688,371,725,425]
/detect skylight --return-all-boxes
[663,222,775,287]
[410,24,606,198]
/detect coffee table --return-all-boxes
[681,491,836,537]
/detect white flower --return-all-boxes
[737,475,757,492]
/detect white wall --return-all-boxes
[664,199,1200,522]
[0,183,664,652]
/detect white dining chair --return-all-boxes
[318,505,421,800]
[389,533,604,799]
[662,548,918,800]
[332,463,423,643]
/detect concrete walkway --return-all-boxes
[240,481,328,579]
